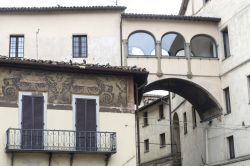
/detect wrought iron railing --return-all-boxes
[6,128,116,154]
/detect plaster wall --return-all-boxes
[0,107,136,166]
[0,12,121,65]
[138,103,171,164]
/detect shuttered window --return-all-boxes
[21,95,44,149]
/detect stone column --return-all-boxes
[156,40,163,77]
[185,43,193,79]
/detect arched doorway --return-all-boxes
[173,113,181,153]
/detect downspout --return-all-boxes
[120,14,123,66]
[135,82,147,166]
[168,93,173,154]
[205,126,209,166]
[135,83,141,166]
[105,154,111,166]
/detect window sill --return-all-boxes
[224,112,231,116]
[222,55,232,62]
[190,56,219,60]
[142,124,149,128]
[144,150,149,153]
[160,145,166,148]
[72,57,87,58]
[193,125,197,129]
[127,55,157,58]
[158,117,165,121]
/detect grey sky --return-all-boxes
[0,0,182,14]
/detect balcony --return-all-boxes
[6,128,116,154]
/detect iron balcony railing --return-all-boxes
[6,128,116,154]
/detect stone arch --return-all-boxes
[128,30,156,56]
[143,78,222,121]
[190,34,217,58]
[161,32,185,56]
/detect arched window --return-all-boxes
[161,33,185,56]
[128,32,155,56]
[191,35,217,58]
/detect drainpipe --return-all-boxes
[105,154,111,166]
[135,82,147,166]
[120,15,123,66]
[168,94,173,154]
[205,126,209,166]
[135,83,141,166]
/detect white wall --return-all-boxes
[0,12,122,65]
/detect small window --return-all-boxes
[224,87,231,114]
[144,139,149,153]
[204,0,209,4]
[9,35,24,58]
[222,28,230,58]
[160,133,166,148]
[248,76,250,103]
[227,136,235,159]
[159,104,164,120]
[73,35,87,58]
[143,112,148,126]
[192,107,197,129]
[183,112,187,134]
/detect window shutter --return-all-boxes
[22,95,33,129]
[86,99,96,131]
[76,98,87,131]
[33,96,44,129]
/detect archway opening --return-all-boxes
[143,78,222,121]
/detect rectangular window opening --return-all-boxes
[144,139,149,153]
[224,87,231,114]
[9,35,24,58]
[73,35,87,58]
[159,104,164,120]
[222,27,230,58]
[143,112,148,126]
[160,133,166,148]
[227,136,235,159]
[183,112,187,134]
[192,107,197,129]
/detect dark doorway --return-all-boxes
[75,98,97,151]
[21,95,44,150]
[173,113,181,153]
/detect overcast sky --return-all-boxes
[0,0,182,14]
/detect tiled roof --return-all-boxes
[0,6,126,13]
[0,56,148,74]
[122,13,221,23]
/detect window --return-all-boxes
[192,107,197,129]
[128,32,155,56]
[9,35,24,58]
[191,35,217,58]
[183,112,187,134]
[248,76,250,103]
[204,0,209,4]
[222,28,230,58]
[73,35,87,58]
[227,136,235,159]
[224,87,231,114]
[159,104,164,120]
[161,33,185,56]
[160,133,166,147]
[143,112,148,126]
[144,139,149,152]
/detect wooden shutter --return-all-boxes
[22,95,33,129]
[76,98,87,131]
[33,96,44,129]
[86,99,96,131]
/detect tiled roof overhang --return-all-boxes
[179,0,189,15]
[0,6,126,13]
[122,13,221,23]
